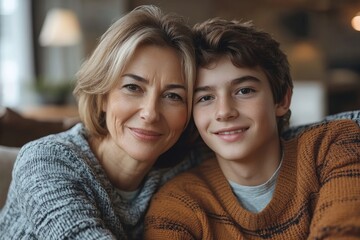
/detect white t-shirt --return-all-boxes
[229,160,283,213]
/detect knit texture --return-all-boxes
[144,120,360,239]
[0,123,204,240]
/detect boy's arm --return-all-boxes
[309,120,360,239]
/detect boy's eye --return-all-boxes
[198,95,214,102]
[237,87,254,95]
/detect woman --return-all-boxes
[0,5,199,239]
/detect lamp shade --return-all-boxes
[352,12,360,31]
[39,8,82,47]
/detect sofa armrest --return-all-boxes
[0,145,19,208]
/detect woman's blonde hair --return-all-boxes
[73,5,195,137]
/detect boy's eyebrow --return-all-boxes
[194,85,212,93]
[232,75,261,85]
[194,75,261,93]
[122,73,186,90]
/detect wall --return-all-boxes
[132,0,360,122]
[32,0,360,122]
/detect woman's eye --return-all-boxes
[237,87,254,95]
[123,84,142,92]
[164,92,184,102]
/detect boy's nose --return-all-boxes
[215,97,238,121]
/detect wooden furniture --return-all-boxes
[21,104,79,121]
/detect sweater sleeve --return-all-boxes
[12,141,116,240]
[309,120,360,239]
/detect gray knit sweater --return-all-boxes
[0,123,205,239]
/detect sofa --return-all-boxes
[0,107,79,208]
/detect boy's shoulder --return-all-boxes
[281,119,359,158]
[296,118,359,140]
[282,110,360,140]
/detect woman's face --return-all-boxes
[102,45,188,164]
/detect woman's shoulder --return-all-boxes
[20,122,86,150]
[14,123,93,174]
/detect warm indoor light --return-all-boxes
[39,8,82,46]
[351,12,360,31]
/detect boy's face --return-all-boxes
[193,56,289,164]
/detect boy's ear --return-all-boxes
[276,87,292,117]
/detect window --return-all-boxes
[0,0,34,107]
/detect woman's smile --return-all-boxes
[129,127,163,141]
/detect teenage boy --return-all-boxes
[144,18,360,239]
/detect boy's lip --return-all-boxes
[212,126,249,135]
[211,126,249,143]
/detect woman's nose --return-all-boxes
[215,96,238,121]
[140,95,160,123]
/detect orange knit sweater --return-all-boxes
[144,120,360,239]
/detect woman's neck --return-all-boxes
[89,135,153,191]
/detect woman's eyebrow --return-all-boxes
[122,73,185,90]
[165,84,186,91]
[122,73,148,83]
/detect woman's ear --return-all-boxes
[101,97,108,112]
[276,87,292,117]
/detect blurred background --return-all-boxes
[1,0,360,126]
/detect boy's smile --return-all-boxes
[211,126,249,143]
[193,56,289,184]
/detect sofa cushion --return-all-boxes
[0,107,74,147]
[0,145,19,208]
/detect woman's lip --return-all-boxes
[129,127,162,141]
